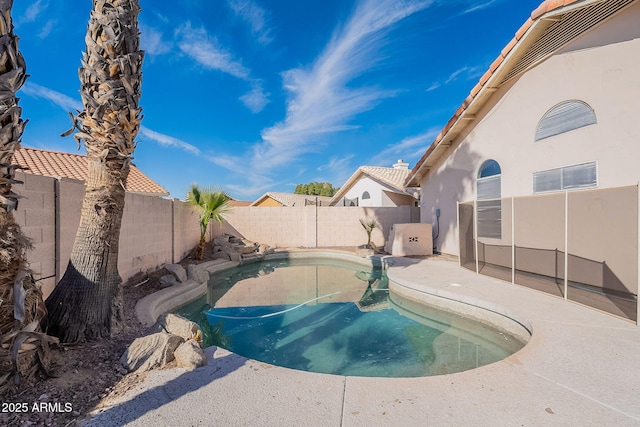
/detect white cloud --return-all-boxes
[175,22,269,112]
[22,0,49,24]
[253,0,431,174]
[139,127,201,155]
[240,82,270,113]
[38,20,55,39]
[20,82,83,111]
[140,22,171,56]
[426,82,440,92]
[369,128,439,166]
[461,0,502,15]
[227,0,274,45]
[19,82,204,157]
[176,23,251,79]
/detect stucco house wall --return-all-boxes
[420,3,640,256]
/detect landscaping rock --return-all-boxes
[120,333,184,373]
[174,339,207,370]
[151,313,201,340]
[164,263,187,283]
[159,274,181,288]
[356,245,375,258]
[187,264,209,284]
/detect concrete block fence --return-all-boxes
[14,170,420,299]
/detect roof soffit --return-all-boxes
[405,0,636,187]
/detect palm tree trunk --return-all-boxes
[0,0,55,391]
[46,0,144,343]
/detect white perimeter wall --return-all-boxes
[419,3,640,256]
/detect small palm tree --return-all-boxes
[187,185,231,260]
[359,218,379,250]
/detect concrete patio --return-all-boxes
[81,255,640,426]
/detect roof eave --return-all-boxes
[404,0,615,188]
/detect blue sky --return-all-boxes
[14,0,540,200]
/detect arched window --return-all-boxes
[477,160,501,239]
[477,160,501,200]
[362,191,370,200]
[535,100,596,141]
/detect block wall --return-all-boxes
[13,172,201,299]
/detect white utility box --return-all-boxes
[384,223,433,256]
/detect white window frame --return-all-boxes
[533,161,598,194]
[535,100,597,142]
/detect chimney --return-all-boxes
[393,159,409,170]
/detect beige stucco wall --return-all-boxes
[211,205,420,249]
[13,171,201,298]
[420,3,640,256]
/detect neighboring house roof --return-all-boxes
[14,147,169,197]
[330,162,417,205]
[251,192,333,207]
[228,199,252,207]
[405,0,636,187]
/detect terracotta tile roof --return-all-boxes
[251,192,333,207]
[14,147,169,196]
[405,0,636,187]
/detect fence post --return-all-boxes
[511,196,515,285]
[474,199,479,274]
[456,201,461,267]
[637,183,639,325]
[564,190,569,301]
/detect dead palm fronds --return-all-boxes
[0,0,56,393]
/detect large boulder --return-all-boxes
[187,264,209,284]
[174,339,208,370]
[159,274,181,289]
[120,333,184,373]
[151,313,201,341]
[164,263,187,283]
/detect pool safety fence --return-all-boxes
[458,184,639,323]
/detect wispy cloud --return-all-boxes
[176,23,251,79]
[240,82,270,113]
[461,0,502,15]
[227,0,274,45]
[138,127,201,155]
[21,0,49,24]
[20,82,204,158]
[175,22,268,112]
[252,0,431,175]
[369,128,439,166]
[37,20,55,39]
[20,82,83,111]
[140,22,171,56]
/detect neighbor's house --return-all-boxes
[14,147,169,197]
[405,0,640,257]
[251,192,333,207]
[331,160,419,207]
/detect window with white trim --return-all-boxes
[533,162,597,193]
[535,100,596,141]
[477,160,502,239]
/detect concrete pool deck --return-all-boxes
[82,255,640,426]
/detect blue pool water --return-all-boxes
[175,258,525,378]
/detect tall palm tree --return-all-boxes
[186,185,231,260]
[46,0,144,343]
[0,0,56,391]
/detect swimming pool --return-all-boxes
[176,257,527,377]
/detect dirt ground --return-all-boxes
[0,245,211,427]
